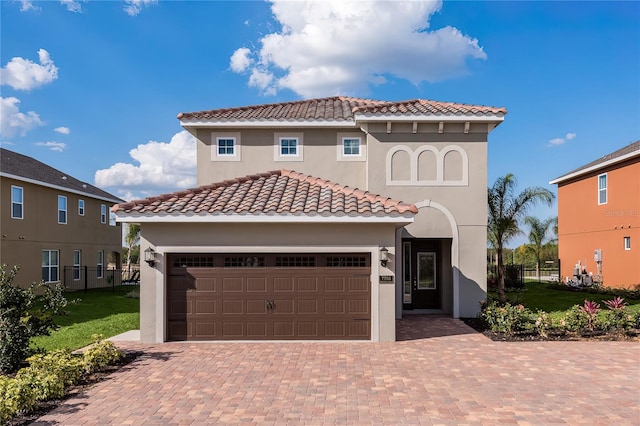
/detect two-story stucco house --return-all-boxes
[550,140,639,289]
[1,148,124,288]
[113,96,506,342]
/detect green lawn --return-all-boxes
[31,289,140,352]
[497,281,640,319]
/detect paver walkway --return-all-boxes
[34,317,639,425]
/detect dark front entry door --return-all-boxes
[403,240,441,310]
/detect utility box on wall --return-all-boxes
[594,249,602,262]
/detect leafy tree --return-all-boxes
[524,216,556,281]
[0,265,69,373]
[124,223,140,274]
[488,174,555,302]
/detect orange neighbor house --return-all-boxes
[550,140,639,289]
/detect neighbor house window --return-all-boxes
[78,199,85,216]
[11,185,23,219]
[342,138,361,156]
[58,196,67,224]
[624,236,631,251]
[598,173,607,205]
[42,250,59,283]
[73,250,81,281]
[97,250,104,278]
[100,204,107,224]
[280,138,298,156]
[217,138,235,156]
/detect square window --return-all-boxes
[78,199,85,216]
[11,186,23,219]
[624,236,631,251]
[217,138,235,156]
[58,196,67,224]
[343,138,361,156]
[598,174,607,205]
[280,138,298,156]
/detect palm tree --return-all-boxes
[524,216,556,282]
[124,223,140,276]
[488,174,555,302]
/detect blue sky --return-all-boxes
[2,0,639,247]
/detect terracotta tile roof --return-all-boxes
[177,96,506,122]
[0,148,123,203]
[550,140,640,184]
[112,170,418,218]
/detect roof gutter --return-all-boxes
[114,213,415,225]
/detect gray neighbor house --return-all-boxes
[112,96,506,343]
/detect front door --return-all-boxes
[402,240,441,310]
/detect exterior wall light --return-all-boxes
[144,247,156,267]
[380,246,389,267]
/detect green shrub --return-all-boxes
[562,305,589,332]
[0,265,69,373]
[25,350,84,387]
[15,368,65,401]
[0,375,35,424]
[481,301,533,335]
[83,335,123,374]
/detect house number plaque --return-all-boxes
[379,275,394,283]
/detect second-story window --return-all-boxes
[78,199,85,216]
[11,185,23,219]
[280,138,298,156]
[598,173,607,205]
[100,204,107,224]
[342,138,361,156]
[58,195,67,224]
[217,138,236,156]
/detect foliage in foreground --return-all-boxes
[480,298,640,337]
[0,335,123,424]
[0,265,69,373]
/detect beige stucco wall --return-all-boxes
[1,177,122,287]
[196,128,367,188]
[138,221,400,343]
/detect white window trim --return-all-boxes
[598,173,607,205]
[342,137,361,156]
[624,236,631,251]
[101,204,107,224]
[11,185,23,219]
[58,195,67,224]
[337,133,366,162]
[42,249,59,283]
[73,250,81,281]
[211,132,241,162]
[217,137,236,156]
[78,199,85,216]
[97,250,104,278]
[274,132,303,162]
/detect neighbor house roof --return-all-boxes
[549,140,640,185]
[112,169,417,223]
[0,148,124,203]
[177,96,506,125]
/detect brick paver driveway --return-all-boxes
[35,317,639,425]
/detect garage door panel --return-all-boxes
[246,277,268,292]
[274,277,295,292]
[297,299,318,314]
[222,278,243,292]
[167,254,371,341]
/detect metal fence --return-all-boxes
[63,266,140,293]
[488,264,525,288]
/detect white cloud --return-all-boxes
[0,97,45,138]
[20,0,40,12]
[1,49,59,91]
[547,132,577,147]
[95,130,197,200]
[54,126,70,134]
[124,0,158,16]
[35,141,66,152]
[59,0,83,13]
[231,0,487,98]
[230,48,252,73]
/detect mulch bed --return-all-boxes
[7,350,143,426]
[462,318,640,342]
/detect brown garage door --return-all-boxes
[167,253,371,341]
